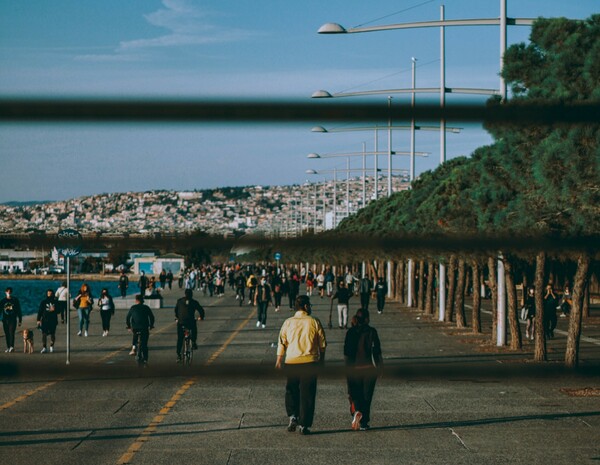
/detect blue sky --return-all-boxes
[0,0,597,203]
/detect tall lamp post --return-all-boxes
[317,0,534,326]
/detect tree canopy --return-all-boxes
[338,15,600,253]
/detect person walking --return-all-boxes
[126,294,155,364]
[344,309,383,431]
[56,281,68,324]
[118,271,129,298]
[359,275,373,311]
[166,270,174,290]
[331,281,352,329]
[1,287,22,353]
[276,295,327,435]
[288,271,300,310]
[235,273,246,306]
[159,270,167,289]
[543,284,558,339]
[37,289,59,353]
[375,277,388,315]
[74,283,93,337]
[138,271,148,296]
[254,276,272,328]
[97,288,115,337]
[174,289,205,362]
[523,287,536,340]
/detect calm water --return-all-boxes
[0,280,131,316]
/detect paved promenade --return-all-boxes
[1,286,599,465]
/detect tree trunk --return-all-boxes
[534,252,547,362]
[397,260,405,305]
[424,261,435,315]
[471,260,482,333]
[488,256,498,344]
[565,253,591,368]
[582,282,590,319]
[407,260,416,307]
[418,260,425,310]
[388,261,396,301]
[504,258,522,350]
[455,258,467,328]
[445,255,457,322]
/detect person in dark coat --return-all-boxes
[37,289,59,353]
[344,308,383,431]
[1,287,22,353]
[126,294,155,363]
[174,289,205,362]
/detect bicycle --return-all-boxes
[181,325,193,365]
[131,330,144,366]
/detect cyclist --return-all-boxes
[175,289,205,363]
[126,294,155,364]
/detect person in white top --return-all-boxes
[55,281,69,324]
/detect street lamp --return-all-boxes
[317,0,536,320]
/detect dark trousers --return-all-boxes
[236,288,245,306]
[285,363,319,428]
[288,292,298,310]
[544,310,557,337]
[257,302,269,325]
[119,287,127,298]
[42,328,57,348]
[377,294,385,312]
[57,301,67,322]
[132,329,150,362]
[176,321,197,355]
[274,293,282,308]
[360,293,370,310]
[3,319,17,349]
[347,369,378,426]
[100,311,112,331]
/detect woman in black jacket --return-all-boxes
[37,289,58,353]
[343,308,383,431]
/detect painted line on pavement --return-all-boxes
[0,379,62,412]
[116,308,256,465]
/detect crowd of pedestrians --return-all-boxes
[0,261,581,434]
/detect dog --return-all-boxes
[23,329,34,354]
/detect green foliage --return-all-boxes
[337,15,600,258]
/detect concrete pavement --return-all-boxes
[1,286,599,465]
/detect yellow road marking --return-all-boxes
[116,309,256,464]
[0,379,62,411]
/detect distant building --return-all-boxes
[133,253,184,276]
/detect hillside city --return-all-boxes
[0,176,409,238]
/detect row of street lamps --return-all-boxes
[296,0,536,345]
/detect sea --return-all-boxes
[0,279,133,317]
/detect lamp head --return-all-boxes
[318,23,347,34]
[305,169,318,175]
[311,126,327,133]
[311,90,333,98]
[307,153,321,159]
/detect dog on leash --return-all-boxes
[23,329,34,354]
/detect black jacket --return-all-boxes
[344,324,383,368]
[174,297,205,325]
[126,303,155,331]
[0,297,22,323]
[37,297,58,330]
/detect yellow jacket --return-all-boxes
[277,310,327,364]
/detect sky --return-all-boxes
[0,0,597,203]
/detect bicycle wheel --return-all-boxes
[184,337,193,365]
[136,333,144,366]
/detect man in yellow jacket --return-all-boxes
[275,295,327,435]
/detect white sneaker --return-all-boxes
[41,347,47,354]
[256,321,261,328]
[262,324,266,329]
[5,348,10,353]
[77,331,82,336]
[236,295,239,300]
[102,331,107,337]
[50,346,54,353]
[84,331,88,337]
[129,346,136,356]
[8,347,13,353]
